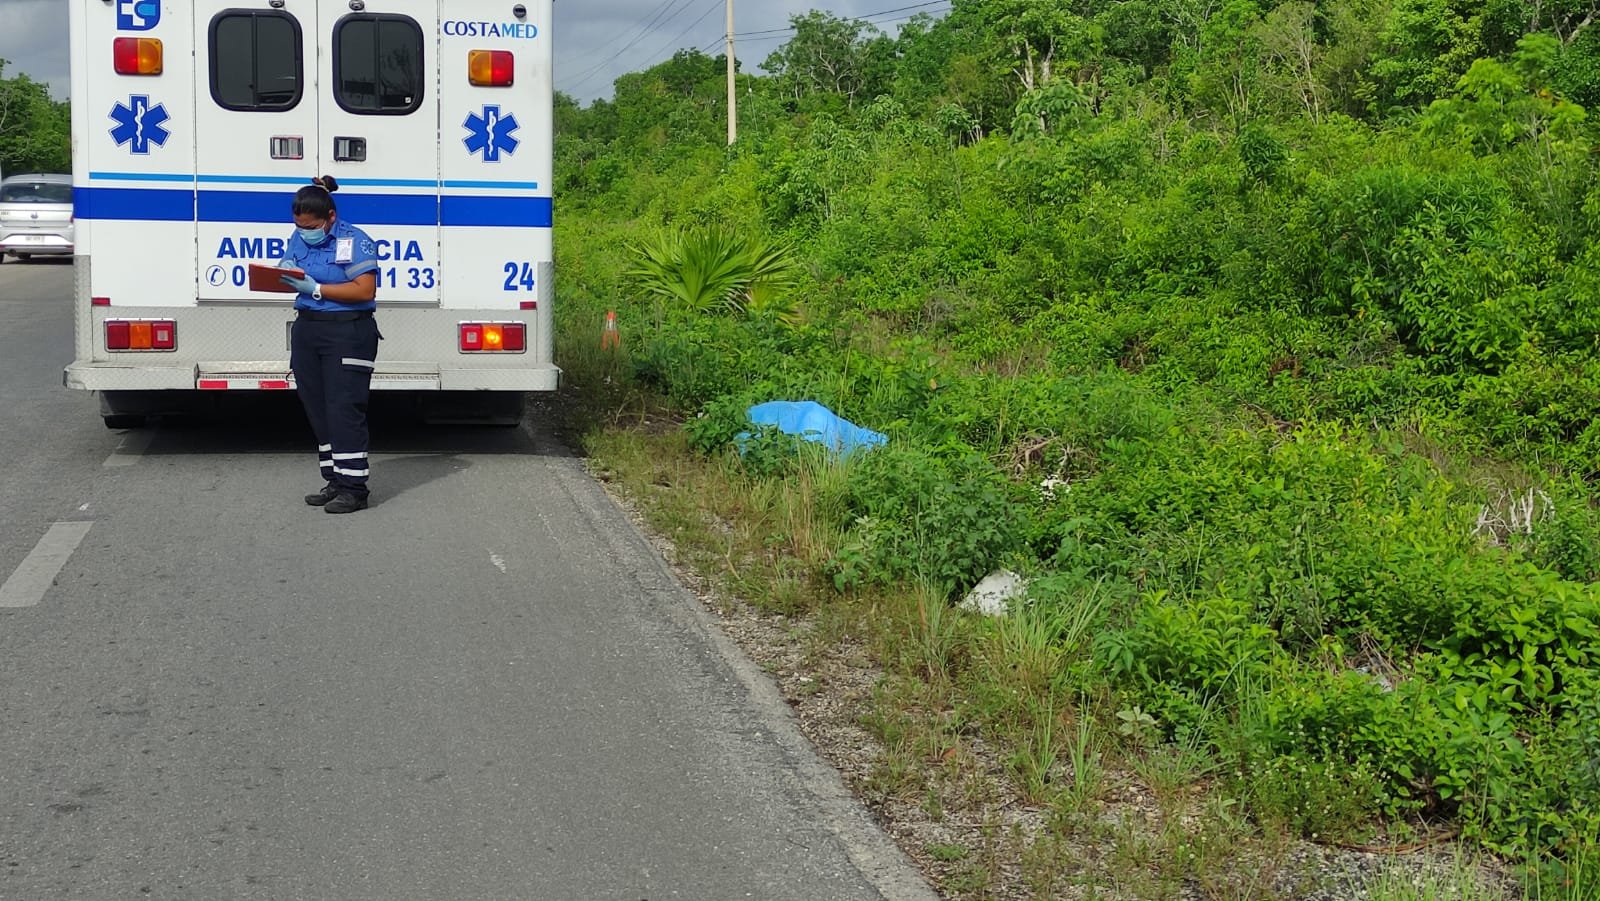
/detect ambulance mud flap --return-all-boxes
[97,389,212,429]
[416,391,526,427]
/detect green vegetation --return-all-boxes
[561,1,1600,891]
[0,59,70,174]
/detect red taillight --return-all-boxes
[459,321,526,353]
[91,297,111,306]
[468,50,514,86]
[106,319,175,352]
[113,38,163,75]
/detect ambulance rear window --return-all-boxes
[334,15,425,115]
[0,182,72,204]
[209,11,303,111]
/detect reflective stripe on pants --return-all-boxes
[291,316,380,496]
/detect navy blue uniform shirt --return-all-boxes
[281,219,380,312]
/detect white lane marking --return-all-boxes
[103,430,154,468]
[489,553,507,573]
[0,522,95,609]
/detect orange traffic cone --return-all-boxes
[601,310,621,350]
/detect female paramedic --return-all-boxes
[279,176,381,514]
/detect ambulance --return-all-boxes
[65,0,557,427]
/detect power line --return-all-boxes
[559,0,703,91]
[736,9,952,46]
[633,0,725,70]
[561,0,953,96]
[699,3,949,55]
[732,0,950,38]
[561,0,697,88]
[567,0,689,71]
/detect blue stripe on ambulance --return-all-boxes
[89,172,541,190]
[73,188,553,228]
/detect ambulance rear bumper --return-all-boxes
[64,363,560,392]
[67,297,560,393]
[64,364,195,391]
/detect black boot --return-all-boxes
[324,492,369,514]
[305,484,339,506]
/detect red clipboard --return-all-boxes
[248,263,305,293]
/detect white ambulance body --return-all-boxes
[65,0,557,426]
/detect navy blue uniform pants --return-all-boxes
[291,312,379,496]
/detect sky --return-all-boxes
[0,0,949,104]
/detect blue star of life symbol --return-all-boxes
[108,95,171,155]
[463,105,520,162]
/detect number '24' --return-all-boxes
[503,262,536,292]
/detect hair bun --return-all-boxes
[314,175,340,193]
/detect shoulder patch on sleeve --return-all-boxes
[345,226,377,258]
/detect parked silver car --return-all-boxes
[0,174,74,261]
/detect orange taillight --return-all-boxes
[113,38,163,75]
[468,50,514,87]
[459,322,526,353]
[106,319,175,352]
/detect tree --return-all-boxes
[1096,0,1184,75]
[1316,0,1386,118]
[1255,1,1325,121]
[0,59,70,174]
[1421,32,1589,153]
[1523,0,1600,45]
[1189,0,1266,128]
[958,0,1090,95]
[1371,0,1494,111]
[947,0,1101,133]
[609,51,726,149]
[761,12,882,108]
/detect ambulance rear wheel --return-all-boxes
[100,391,155,429]
[482,392,526,427]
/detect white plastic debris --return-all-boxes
[959,570,1027,616]
[1039,477,1069,501]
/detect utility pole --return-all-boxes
[726,0,737,145]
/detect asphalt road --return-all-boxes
[0,259,935,901]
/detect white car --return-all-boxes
[0,174,74,261]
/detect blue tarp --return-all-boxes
[741,401,887,458]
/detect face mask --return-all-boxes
[298,227,330,246]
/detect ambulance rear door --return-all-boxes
[437,4,553,314]
[194,1,318,301]
[82,0,197,309]
[316,0,440,305]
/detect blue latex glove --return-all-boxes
[281,273,319,296]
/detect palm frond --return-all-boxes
[626,227,804,322]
